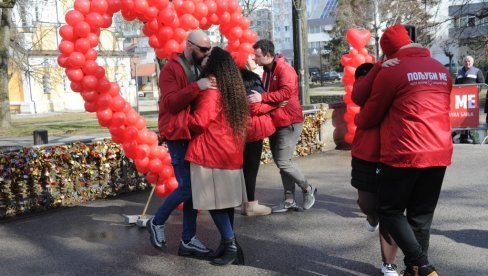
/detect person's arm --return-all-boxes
[352,63,382,106]
[159,64,200,114]
[476,69,485,84]
[355,70,397,129]
[188,90,219,134]
[249,101,278,116]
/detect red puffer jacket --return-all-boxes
[355,46,453,168]
[351,63,382,162]
[185,89,245,169]
[158,53,200,141]
[261,56,304,128]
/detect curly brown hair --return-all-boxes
[199,47,249,139]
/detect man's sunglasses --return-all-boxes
[187,40,211,53]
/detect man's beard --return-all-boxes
[192,51,204,66]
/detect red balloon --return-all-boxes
[180,1,195,14]
[134,0,149,14]
[110,95,126,112]
[164,40,179,56]
[179,14,197,30]
[146,171,159,184]
[343,111,356,123]
[148,158,163,174]
[81,90,99,102]
[158,7,176,25]
[208,13,219,24]
[66,68,84,82]
[148,0,169,10]
[74,21,91,38]
[149,145,167,159]
[135,116,147,130]
[347,104,361,114]
[135,157,150,173]
[239,17,250,29]
[347,121,357,133]
[173,28,187,42]
[239,42,253,54]
[111,112,126,127]
[155,184,168,197]
[121,9,137,21]
[346,28,372,50]
[219,11,231,24]
[125,110,139,126]
[84,101,98,112]
[144,7,159,21]
[107,0,122,14]
[82,75,99,90]
[59,25,75,40]
[74,0,91,14]
[340,54,353,67]
[343,93,352,105]
[228,26,243,40]
[148,35,160,48]
[84,48,98,61]
[146,19,160,33]
[70,81,84,92]
[241,29,254,42]
[101,13,113,28]
[165,177,178,192]
[216,0,228,14]
[351,53,366,67]
[124,126,139,142]
[59,40,75,56]
[121,0,134,10]
[82,60,98,75]
[74,38,91,53]
[65,10,85,26]
[97,93,113,109]
[159,165,172,180]
[110,126,126,143]
[98,78,112,93]
[194,2,208,19]
[345,84,353,94]
[97,108,113,126]
[158,26,173,41]
[199,17,212,30]
[86,12,104,29]
[227,0,239,13]
[205,0,217,14]
[86,33,99,47]
[136,143,151,159]
[90,0,108,14]
[57,55,69,68]
[344,132,355,145]
[122,141,138,158]
[107,82,120,96]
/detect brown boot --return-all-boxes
[242,201,271,216]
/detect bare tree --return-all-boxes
[239,0,268,17]
[0,0,17,128]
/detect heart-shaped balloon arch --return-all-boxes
[340,28,375,144]
[57,0,257,198]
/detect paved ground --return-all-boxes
[1,145,487,275]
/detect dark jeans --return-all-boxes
[243,140,264,201]
[209,208,235,240]
[153,140,197,241]
[377,164,446,267]
[269,123,308,196]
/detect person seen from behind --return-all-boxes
[355,24,453,276]
[185,47,249,266]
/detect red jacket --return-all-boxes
[261,56,304,127]
[158,53,200,141]
[355,46,453,168]
[185,89,245,169]
[351,63,382,162]
[246,101,276,142]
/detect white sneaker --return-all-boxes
[366,219,379,232]
[381,262,398,276]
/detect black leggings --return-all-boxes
[243,140,263,201]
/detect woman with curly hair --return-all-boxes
[185,47,249,266]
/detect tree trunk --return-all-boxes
[0,7,12,128]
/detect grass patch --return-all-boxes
[0,112,159,137]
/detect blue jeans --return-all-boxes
[153,140,197,241]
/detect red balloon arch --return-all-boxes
[58,0,258,198]
[341,28,375,145]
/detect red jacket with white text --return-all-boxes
[158,53,200,141]
[351,63,382,162]
[261,56,304,128]
[185,89,245,169]
[355,46,453,168]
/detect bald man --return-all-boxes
[148,30,216,258]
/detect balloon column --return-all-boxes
[57,0,258,198]
[340,28,375,145]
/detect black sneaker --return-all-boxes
[303,184,317,210]
[178,236,213,258]
[147,217,166,250]
[271,200,299,213]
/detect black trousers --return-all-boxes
[377,164,446,267]
[243,140,264,201]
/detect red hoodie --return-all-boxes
[355,46,453,168]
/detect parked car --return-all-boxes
[138,91,145,97]
[318,71,341,82]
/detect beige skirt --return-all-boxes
[190,163,247,210]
